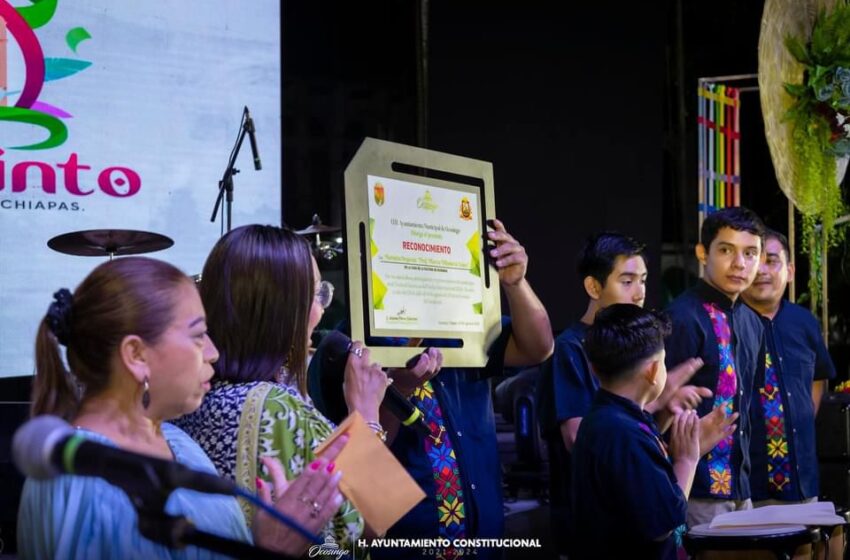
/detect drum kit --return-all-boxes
[45,213,343,277]
[294,214,343,263]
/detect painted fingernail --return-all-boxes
[256,477,263,489]
[326,462,336,473]
[310,460,321,471]
[333,493,344,507]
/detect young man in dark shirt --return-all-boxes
[572,304,700,560]
[742,229,836,504]
[664,206,766,525]
[537,232,710,556]
[535,233,649,556]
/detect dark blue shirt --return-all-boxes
[748,300,836,501]
[664,280,764,500]
[309,320,513,559]
[571,389,687,560]
[535,321,596,554]
[536,321,597,439]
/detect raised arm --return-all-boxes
[487,218,553,367]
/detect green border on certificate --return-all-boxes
[344,138,501,367]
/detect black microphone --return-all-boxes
[12,415,237,497]
[244,106,262,171]
[319,331,431,438]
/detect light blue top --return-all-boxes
[17,422,252,560]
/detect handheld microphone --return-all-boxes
[244,106,262,171]
[12,415,236,497]
[319,331,432,438]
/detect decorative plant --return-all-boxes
[783,1,850,302]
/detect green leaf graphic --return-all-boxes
[372,271,387,310]
[369,218,379,257]
[466,231,481,277]
[15,0,58,29]
[66,27,92,54]
[472,302,482,315]
[0,107,68,150]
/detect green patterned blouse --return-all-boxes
[174,380,365,548]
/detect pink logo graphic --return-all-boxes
[0,0,92,150]
[0,1,141,197]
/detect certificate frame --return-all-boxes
[343,138,502,368]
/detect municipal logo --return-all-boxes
[416,189,438,212]
[308,535,350,559]
[459,196,472,220]
[374,182,385,206]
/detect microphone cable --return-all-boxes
[233,487,323,545]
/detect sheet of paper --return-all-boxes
[315,411,425,535]
[710,502,845,528]
[367,174,485,333]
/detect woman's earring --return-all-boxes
[142,377,151,409]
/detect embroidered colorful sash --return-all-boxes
[759,351,794,497]
[703,303,737,498]
[411,380,466,559]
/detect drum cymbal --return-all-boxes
[47,229,174,257]
[296,223,341,235]
[295,214,340,236]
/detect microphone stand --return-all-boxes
[210,108,250,233]
[129,484,294,559]
[136,508,290,560]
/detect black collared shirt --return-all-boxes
[572,389,687,560]
[748,300,836,501]
[664,280,764,500]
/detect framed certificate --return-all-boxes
[343,138,501,367]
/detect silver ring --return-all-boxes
[350,346,363,358]
[310,500,322,518]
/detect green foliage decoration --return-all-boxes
[783,1,850,307]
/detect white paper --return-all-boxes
[709,502,845,528]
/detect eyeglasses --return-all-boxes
[315,280,334,309]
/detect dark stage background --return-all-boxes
[280,1,847,369]
[282,2,665,331]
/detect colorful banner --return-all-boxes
[697,83,741,224]
[367,175,484,334]
[0,1,281,377]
